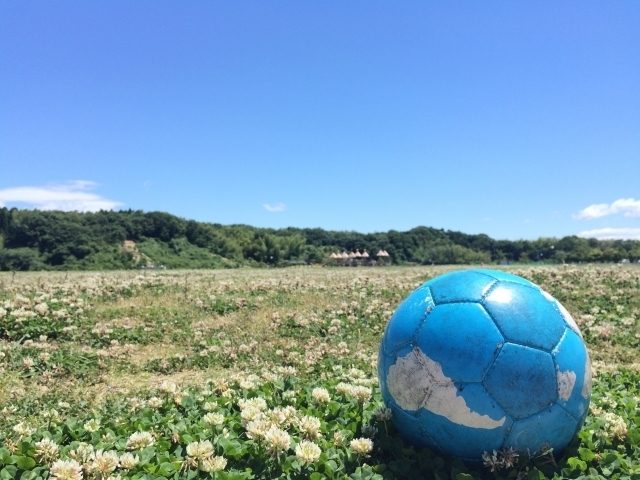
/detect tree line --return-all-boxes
[0,207,638,270]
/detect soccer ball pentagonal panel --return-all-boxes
[416,303,504,383]
[484,343,557,419]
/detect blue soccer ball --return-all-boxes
[378,269,592,461]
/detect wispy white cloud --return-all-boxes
[578,227,640,240]
[263,202,287,213]
[575,198,640,220]
[0,181,123,212]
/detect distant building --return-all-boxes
[327,249,390,266]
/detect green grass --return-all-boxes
[0,265,638,479]
[136,238,238,269]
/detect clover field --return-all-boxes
[0,265,638,480]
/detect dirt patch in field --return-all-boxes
[85,367,231,404]
[125,343,188,364]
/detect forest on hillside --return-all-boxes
[0,208,639,270]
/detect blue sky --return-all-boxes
[1,2,639,240]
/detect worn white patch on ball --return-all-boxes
[556,370,576,401]
[387,347,506,429]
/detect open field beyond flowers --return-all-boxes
[0,265,638,479]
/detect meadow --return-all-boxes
[0,265,638,479]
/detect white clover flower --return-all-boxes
[34,303,49,315]
[482,447,519,471]
[90,450,119,475]
[278,365,297,377]
[35,437,59,462]
[297,415,322,440]
[119,452,139,470]
[501,447,519,469]
[282,390,297,400]
[238,377,257,390]
[482,450,500,472]
[261,371,280,383]
[2,405,17,415]
[333,430,346,447]
[200,455,227,472]
[347,367,366,380]
[221,389,234,399]
[603,412,628,440]
[68,442,94,464]
[245,418,271,440]
[158,380,178,394]
[42,408,62,424]
[129,397,145,411]
[295,440,321,465]
[373,406,392,422]
[350,437,373,456]
[186,440,214,460]
[238,397,267,412]
[203,401,217,412]
[266,406,297,428]
[335,382,353,395]
[146,396,163,408]
[311,387,330,404]
[22,356,35,369]
[126,431,155,450]
[12,421,35,438]
[83,418,100,433]
[49,459,83,480]
[240,405,263,424]
[213,378,229,393]
[264,426,291,454]
[350,385,372,404]
[203,412,224,426]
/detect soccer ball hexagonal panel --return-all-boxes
[416,303,504,383]
[483,282,566,351]
[418,384,511,460]
[428,270,496,304]
[553,328,592,419]
[484,343,557,419]
[389,405,437,448]
[378,343,415,411]
[545,290,584,338]
[474,269,538,288]
[506,403,579,455]
[383,284,433,354]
